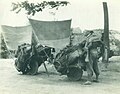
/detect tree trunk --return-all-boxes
[102,2,110,68]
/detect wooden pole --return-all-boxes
[102,2,110,68]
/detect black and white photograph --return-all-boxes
[0,0,120,94]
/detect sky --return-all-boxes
[0,0,120,31]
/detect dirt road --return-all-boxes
[0,57,120,94]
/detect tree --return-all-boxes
[0,33,9,58]
[11,1,69,16]
[102,2,110,68]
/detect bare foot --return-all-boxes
[84,81,92,85]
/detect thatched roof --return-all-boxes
[72,29,120,56]
[72,27,82,34]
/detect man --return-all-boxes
[84,31,104,85]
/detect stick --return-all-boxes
[43,62,49,77]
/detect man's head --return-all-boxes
[84,30,94,36]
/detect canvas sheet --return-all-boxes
[1,25,32,50]
[29,19,72,50]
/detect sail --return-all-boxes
[29,19,72,50]
[1,25,32,50]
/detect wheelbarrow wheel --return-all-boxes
[27,61,39,75]
[67,67,83,81]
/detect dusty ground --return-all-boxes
[0,56,120,94]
